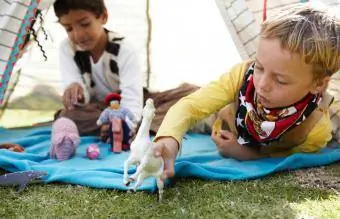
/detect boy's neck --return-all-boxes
[90,30,108,63]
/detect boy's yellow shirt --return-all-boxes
[155,61,332,156]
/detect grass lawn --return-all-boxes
[0,164,339,218]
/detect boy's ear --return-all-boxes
[101,8,108,24]
[311,76,330,94]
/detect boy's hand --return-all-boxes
[211,130,238,149]
[63,83,84,110]
[211,130,262,160]
[211,129,239,156]
[153,137,179,181]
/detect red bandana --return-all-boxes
[236,63,321,146]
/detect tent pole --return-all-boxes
[263,0,267,22]
[146,0,152,89]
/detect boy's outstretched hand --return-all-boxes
[153,137,179,181]
[63,83,85,110]
[211,130,262,160]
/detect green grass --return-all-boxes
[1,164,339,218]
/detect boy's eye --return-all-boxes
[65,27,73,32]
[63,25,73,32]
[80,22,91,28]
[254,65,264,72]
[276,79,288,85]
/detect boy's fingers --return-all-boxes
[161,158,175,181]
[211,133,224,145]
[77,86,84,100]
[63,90,73,110]
[71,86,79,105]
[153,142,166,157]
[219,130,235,140]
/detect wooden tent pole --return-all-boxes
[263,0,267,22]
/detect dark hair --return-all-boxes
[53,0,106,18]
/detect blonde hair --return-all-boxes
[260,4,340,78]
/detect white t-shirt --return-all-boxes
[59,36,143,121]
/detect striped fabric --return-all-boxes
[215,0,261,59]
[0,0,40,104]
[215,0,340,60]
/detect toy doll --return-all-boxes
[97,93,137,153]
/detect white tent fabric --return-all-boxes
[215,0,260,59]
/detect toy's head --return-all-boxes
[142,98,155,121]
[104,93,121,109]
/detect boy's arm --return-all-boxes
[118,41,143,123]
[155,62,249,144]
[59,39,85,90]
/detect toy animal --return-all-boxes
[97,93,137,153]
[0,171,47,192]
[50,117,80,161]
[123,98,164,202]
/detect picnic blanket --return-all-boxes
[0,126,339,192]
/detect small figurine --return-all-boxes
[0,171,47,192]
[97,93,137,153]
[50,117,80,161]
[123,98,165,202]
[86,144,100,159]
[0,143,25,152]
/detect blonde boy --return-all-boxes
[152,4,340,180]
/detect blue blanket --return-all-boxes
[0,126,339,192]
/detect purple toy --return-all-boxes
[86,144,100,159]
[50,117,80,161]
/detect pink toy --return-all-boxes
[86,144,100,159]
[97,93,137,153]
[50,117,80,161]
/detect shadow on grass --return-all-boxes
[0,165,339,218]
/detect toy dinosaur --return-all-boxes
[0,171,47,192]
[123,98,165,202]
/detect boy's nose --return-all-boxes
[72,28,86,42]
[257,75,272,93]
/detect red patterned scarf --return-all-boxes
[236,63,321,146]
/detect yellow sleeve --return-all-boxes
[290,110,333,153]
[154,62,249,144]
[270,110,333,157]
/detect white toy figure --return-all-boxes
[123,98,165,201]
